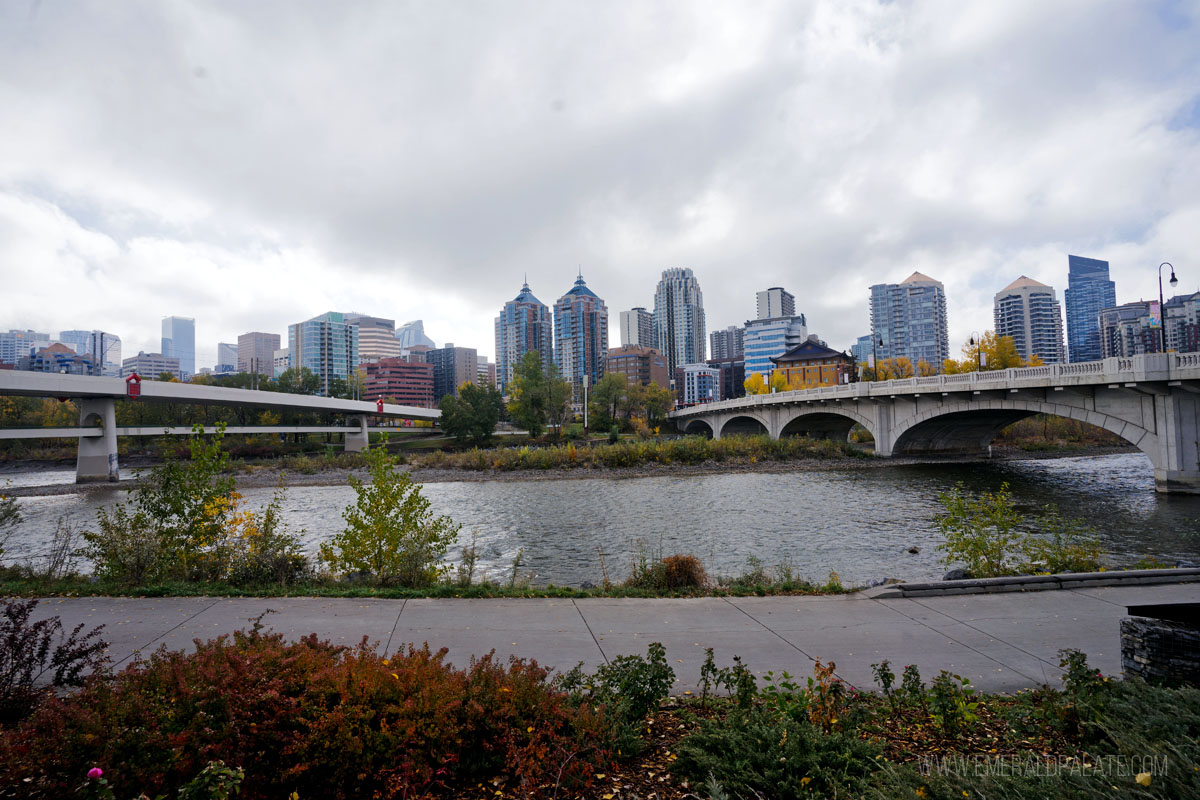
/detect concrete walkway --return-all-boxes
[23,582,1199,694]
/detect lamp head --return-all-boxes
[1170,270,1179,288]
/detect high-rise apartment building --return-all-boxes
[1164,291,1200,353]
[743,314,808,377]
[756,287,795,320]
[1064,255,1116,363]
[0,330,51,364]
[619,307,654,348]
[427,344,478,402]
[869,272,950,368]
[993,277,1066,364]
[851,334,875,367]
[709,325,744,360]
[653,268,706,378]
[161,316,196,377]
[495,280,554,393]
[1099,301,1156,358]
[288,312,359,396]
[216,343,238,372]
[238,332,280,375]
[554,273,608,400]
[606,345,670,388]
[676,363,721,404]
[346,314,401,363]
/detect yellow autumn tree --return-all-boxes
[744,373,768,395]
[945,332,1038,373]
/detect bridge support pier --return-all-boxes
[1155,392,1200,494]
[76,398,118,483]
[344,415,369,453]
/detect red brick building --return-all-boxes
[606,345,670,388]
[362,358,435,407]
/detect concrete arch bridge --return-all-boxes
[668,353,1200,494]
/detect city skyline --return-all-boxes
[2,3,1198,367]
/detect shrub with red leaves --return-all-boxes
[0,628,611,799]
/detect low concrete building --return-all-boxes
[19,343,98,375]
[122,352,182,380]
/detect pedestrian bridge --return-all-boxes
[668,353,1200,494]
[0,371,439,483]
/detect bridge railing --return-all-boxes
[669,353,1198,418]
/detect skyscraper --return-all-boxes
[868,272,949,368]
[216,343,238,372]
[237,332,280,375]
[993,276,1066,364]
[554,273,608,400]
[756,287,795,320]
[395,320,436,349]
[288,311,359,396]
[1064,255,1117,363]
[619,308,654,347]
[653,267,706,376]
[88,331,121,376]
[0,330,51,364]
[709,325,745,360]
[494,280,554,393]
[58,330,92,354]
[161,316,196,377]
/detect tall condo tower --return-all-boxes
[993,276,1066,364]
[554,272,609,401]
[756,287,795,320]
[287,311,359,396]
[1064,255,1116,363]
[868,272,949,369]
[237,332,280,375]
[161,316,196,378]
[710,325,744,360]
[619,307,654,348]
[653,267,706,375]
[494,280,554,394]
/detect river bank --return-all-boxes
[0,443,1141,497]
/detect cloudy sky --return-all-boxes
[2,0,1198,369]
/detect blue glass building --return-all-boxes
[287,311,359,396]
[494,281,554,394]
[554,273,608,401]
[1064,255,1116,363]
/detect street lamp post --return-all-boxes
[969,332,982,372]
[1158,262,1178,353]
[870,334,883,381]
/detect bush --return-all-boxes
[672,707,881,799]
[936,483,1105,578]
[319,445,461,586]
[1,627,613,799]
[0,599,107,725]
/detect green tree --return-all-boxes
[588,372,628,431]
[440,381,504,445]
[545,368,573,436]
[277,366,320,395]
[643,382,673,428]
[506,351,549,437]
[319,445,460,585]
[935,482,1023,578]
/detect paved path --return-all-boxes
[22,582,1198,694]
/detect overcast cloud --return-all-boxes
[2,0,1198,368]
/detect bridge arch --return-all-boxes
[778,407,877,443]
[683,419,714,438]
[719,413,770,438]
[890,400,1160,467]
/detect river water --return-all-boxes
[3,453,1199,586]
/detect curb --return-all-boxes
[861,568,1200,599]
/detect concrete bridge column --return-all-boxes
[1156,392,1200,494]
[344,415,370,452]
[76,398,118,483]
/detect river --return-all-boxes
[3,453,1199,586]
